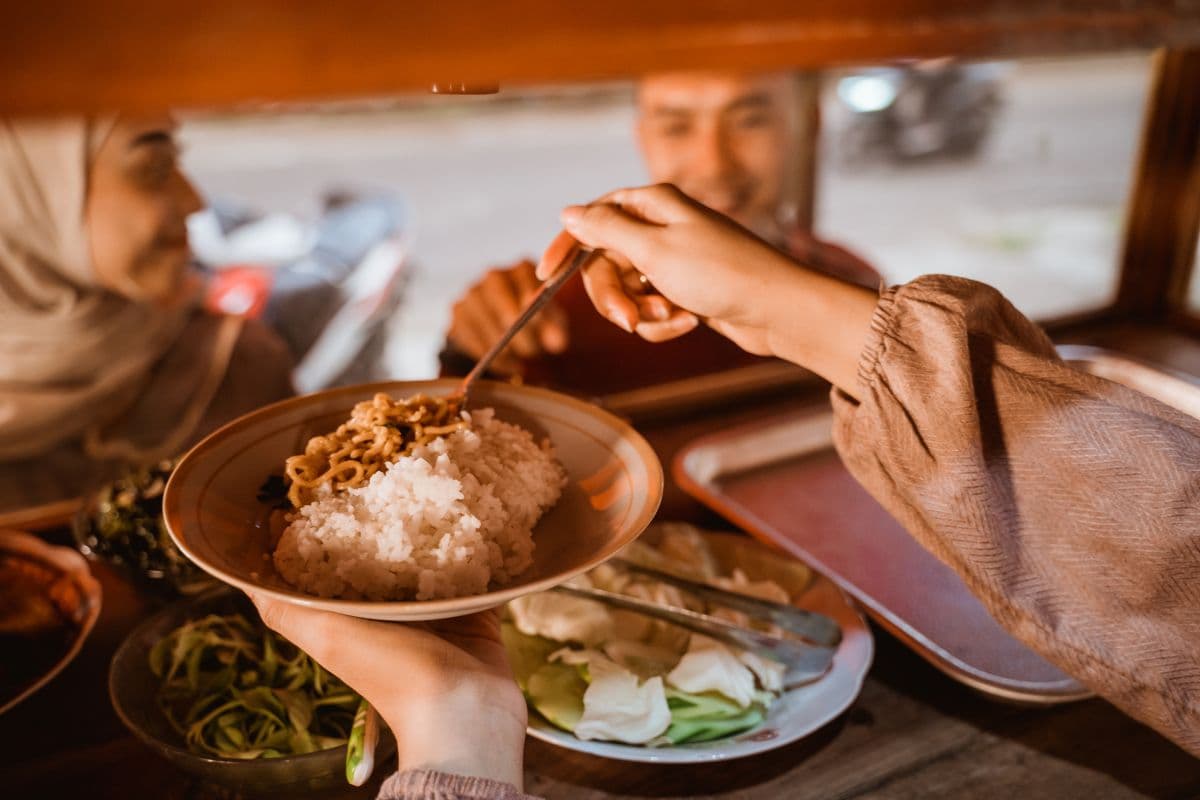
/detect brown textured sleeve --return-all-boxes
[830,274,1200,754]
[376,770,540,800]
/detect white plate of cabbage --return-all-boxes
[502,523,873,763]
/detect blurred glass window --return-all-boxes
[818,53,1152,321]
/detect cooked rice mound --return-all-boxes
[273,409,567,601]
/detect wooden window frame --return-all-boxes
[1113,48,1200,331]
[3,3,1199,339]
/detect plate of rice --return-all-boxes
[163,379,662,621]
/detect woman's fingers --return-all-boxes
[579,252,640,333]
[536,230,580,281]
[635,310,699,342]
[539,183,694,287]
[561,203,656,263]
[248,591,394,670]
[635,294,674,321]
[574,184,693,227]
[598,183,695,225]
[536,185,681,280]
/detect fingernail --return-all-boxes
[652,304,671,321]
[561,206,585,228]
[612,309,635,333]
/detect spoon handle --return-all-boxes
[457,247,592,404]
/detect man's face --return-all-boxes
[636,72,797,238]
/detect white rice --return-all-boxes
[273,409,567,601]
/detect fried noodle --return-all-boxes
[283,393,467,507]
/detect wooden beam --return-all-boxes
[1115,48,1200,320]
[1,2,1198,114]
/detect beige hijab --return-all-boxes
[0,117,240,464]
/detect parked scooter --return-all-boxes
[188,193,409,393]
[834,59,1008,162]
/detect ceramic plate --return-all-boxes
[520,529,873,763]
[163,379,663,621]
[0,529,102,715]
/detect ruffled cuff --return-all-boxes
[377,770,535,800]
[854,283,901,395]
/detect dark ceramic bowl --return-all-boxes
[109,586,392,796]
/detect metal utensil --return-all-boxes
[610,558,842,647]
[552,584,835,687]
[454,247,593,406]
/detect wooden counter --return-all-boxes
[3,327,1198,799]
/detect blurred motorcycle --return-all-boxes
[834,59,1008,161]
[189,193,409,393]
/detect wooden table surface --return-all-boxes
[3,357,1198,800]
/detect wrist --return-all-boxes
[383,682,528,789]
[762,264,878,396]
[734,244,815,331]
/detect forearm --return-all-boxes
[760,257,878,398]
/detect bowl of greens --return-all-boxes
[73,459,212,597]
[109,586,392,795]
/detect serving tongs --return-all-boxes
[611,558,842,647]
[552,567,841,688]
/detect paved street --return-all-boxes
[181,54,1160,378]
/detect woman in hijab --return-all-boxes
[0,116,294,512]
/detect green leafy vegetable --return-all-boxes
[663,688,766,743]
[666,705,765,745]
[665,689,745,720]
[149,613,359,760]
[500,622,561,692]
[525,662,587,732]
[80,459,207,594]
[345,698,380,786]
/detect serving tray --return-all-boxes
[673,346,1200,703]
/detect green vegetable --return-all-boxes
[525,662,587,732]
[80,459,207,594]
[345,699,380,786]
[665,689,745,720]
[501,623,561,692]
[664,689,768,743]
[665,705,765,745]
[149,613,359,761]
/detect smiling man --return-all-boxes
[636,71,800,243]
[441,71,880,390]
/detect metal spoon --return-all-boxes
[453,247,593,407]
[349,249,591,783]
